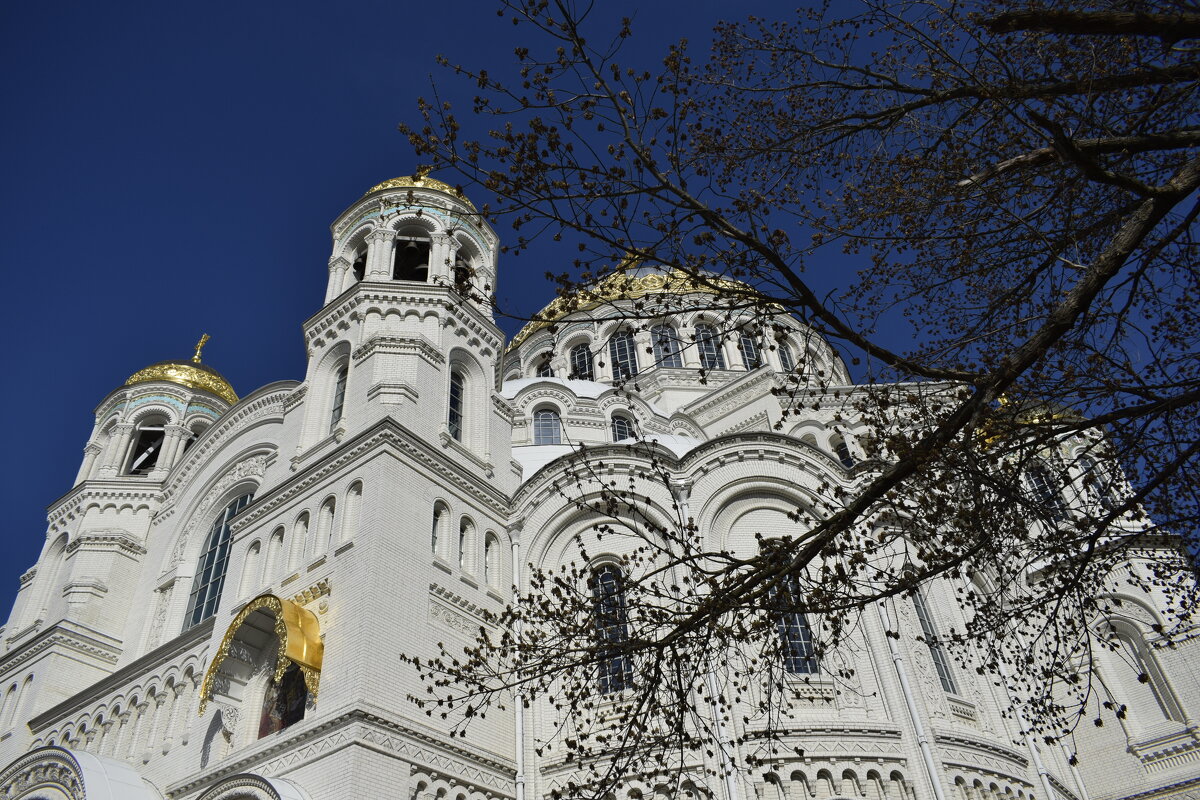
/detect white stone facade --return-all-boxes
[0,178,1195,800]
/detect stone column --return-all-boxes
[99,423,135,477]
[326,256,351,302]
[157,425,191,473]
[429,233,453,284]
[76,442,103,484]
[678,324,700,368]
[365,228,396,280]
[634,330,653,374]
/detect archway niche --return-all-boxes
[198,594,323,747]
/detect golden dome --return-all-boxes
[364,175,477,211]
[124,335,238,405]
[507,262,755,351]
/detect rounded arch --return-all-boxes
[432,500,452,560]
[699,478,824,556]
[305,340,352,444]
[0,746,163,800]
[196,773,314,800]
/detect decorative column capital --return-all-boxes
[365,227,396,243]
[328,255,350,272]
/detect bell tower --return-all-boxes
[287,175,508,471]
[259,175,517,797]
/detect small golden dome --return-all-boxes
[124,335,238,405]
[364,174,477,211]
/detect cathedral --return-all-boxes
[0,176,1195,800]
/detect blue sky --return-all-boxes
[0,2,796,616]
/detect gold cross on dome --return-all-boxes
[193,333,210,363]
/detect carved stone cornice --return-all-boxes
[281,383,308,414]
[65,529,147,559]
[167,705,516,798]
[236,418,510,529]
[0,622,121,679]
[352,334,446,367]
[27,617,213,732]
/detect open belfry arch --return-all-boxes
[0,174,1193,800]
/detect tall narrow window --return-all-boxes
[329,364,348,432]
[695,324,726,370]
[535,354,555,377]
[185,493,254,629]
[533,409,562,445]
[458,518,473,570]
[833,436,856,469]
[1080,456,1115,512]
[570,343,594,380]
[484,533,500,587]
[432,503,448,556]
[913,589,957,694]
[611,415,635,442]
[608,331,639,380]
[591,564,634,694]
[1106,623,1182,723]
[1028,462,1067,523]
[777,339,795,372]
[448,370,465,442]
[125,419,167,475]
[739,330,762,370]
[769,573,819,674]
[651,324,683,368]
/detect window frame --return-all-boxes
[184,492,254,629]
[532,408,563,445]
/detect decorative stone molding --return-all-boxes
[0,746,162,800]
[196,773,314,800]
[65,529,147,559]
[169,453,270,567]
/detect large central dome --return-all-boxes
[508,261,754,350]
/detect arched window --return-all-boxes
[432,502,449,556]
[318,497,337,549]
[535,354,555,377]
[570,343,594,381]
[265,527,285,582]
[591,564,634,694]
[913,589,957,693]
[777,339,796,372]
[533,409,563,445]
[1080,455,1115,512]
[458,517,474,571]
[738,330,762,370]
[651,324,683,368]
[329,363,348,432]
[695,324,726,370]
[832,435,856,469]
[769,572,819,674]
[125,416,168,475]
[608,330,639,380]
[448,369,465,442]
[611,414,636,442]
[392,232,431,281]
[1027,461,1067,523]
[1104,621,1183,724]
[258,661,308,738]
[484,532,500,587]
[185,492,254,629]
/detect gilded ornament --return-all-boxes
[125,361,238,405]
[199,593,323,715]
[508,263,756,351]
[365,174,477,211]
